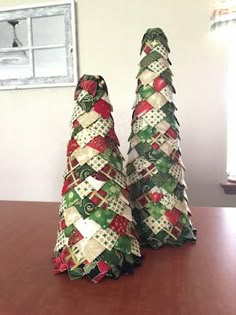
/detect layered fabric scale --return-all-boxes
[127,28,197,249]
[53,75,141,283]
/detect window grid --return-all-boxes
[0,0,77,89]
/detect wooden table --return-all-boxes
[0,202,236,315]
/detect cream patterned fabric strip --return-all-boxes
[77,111,101,128]
[131,239,142,257]
[107,196,126,216]
[54,230,68,252]
[73,218,101,239]
[70,103,85,126]
[139,69,159,86]
[147,92,167,110]
[74,180,94,199]
[161,194,177,209]
[152,42,168,59]
[94,228,119,251]
[64,206,82,226]
[161,85,173,102]
[59,196,66,216]
[133,157,152,173]
[148,57,169,75]
[80,238,105,263]
[169,164,182,180]
[156,120,170,134]
[72,147,99,166]
[144,216,171,235]
[75,117,113,148]
[142,109,166,127]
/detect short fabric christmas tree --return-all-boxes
[53,75,141,283]
[127,28,196,249]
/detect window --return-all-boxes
[211,0,236,182]
[0,0,78,89]
[226,33,236,182]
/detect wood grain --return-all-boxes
[0,201,236,315]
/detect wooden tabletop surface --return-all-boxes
[0,201,236,315]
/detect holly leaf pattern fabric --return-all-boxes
[53,75,142,283]
[127,28,196,249]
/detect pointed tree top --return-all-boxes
[141,28,170,53]
[74,74,108,99]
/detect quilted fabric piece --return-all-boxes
[53,75,142,283]
[127,28,196,249]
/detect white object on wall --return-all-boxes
[0,0,78,89]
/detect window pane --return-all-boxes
[34,48,67,77]
[0,19,28,49]
[32,15,65,46]
[0,51,31,79]
[0,1,77,89]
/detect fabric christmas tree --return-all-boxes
[127,28,196,249]
[53,75,141,283]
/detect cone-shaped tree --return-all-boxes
[53,75,141,283]
[127,28,196,249]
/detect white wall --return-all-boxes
[0,0,235,206]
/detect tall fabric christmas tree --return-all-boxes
[53,75,141,283]
[127,28,196,249]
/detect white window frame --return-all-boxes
[0,0,78,89]
[226,43,236,181]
